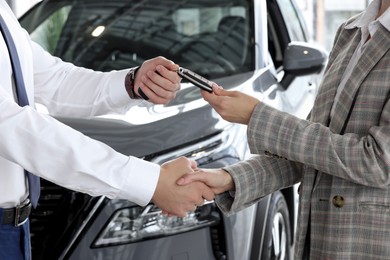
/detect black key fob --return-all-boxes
[177,67,213,93]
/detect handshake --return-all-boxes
[151,156,235,217]
[148,69,260,217]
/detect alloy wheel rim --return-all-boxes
[271,212,287,259]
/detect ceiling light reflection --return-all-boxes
[92,26,105,37]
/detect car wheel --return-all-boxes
[261,191,291,260]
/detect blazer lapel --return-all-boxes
[329,25,390,134]
[312,25,389,191]
[309,27,361,194]
[310,28,360,126]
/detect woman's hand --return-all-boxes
[201,84,260,125]
[177,168,235,195]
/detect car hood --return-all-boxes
[55,72,257,158]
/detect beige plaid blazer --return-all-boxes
[216,14,390,259]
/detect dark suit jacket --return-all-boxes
[216,13,390,259]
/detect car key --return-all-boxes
[177,67,213,93]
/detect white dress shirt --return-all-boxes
[331,0,390,117]
[0,1,159,208]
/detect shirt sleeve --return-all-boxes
[30,40,144,118]
[0,87,159,206]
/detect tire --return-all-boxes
[261,191,291,260]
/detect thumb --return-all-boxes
[212,84,232,97]
[177,172,204,185]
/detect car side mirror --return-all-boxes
[283,41,327,76]
[280,41,327,89]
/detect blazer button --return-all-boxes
[332,195,345,208]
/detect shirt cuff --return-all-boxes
[108,70,143,109]
[116,156,160,206]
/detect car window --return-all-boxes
[22,0,253,79]
[267,14,283,70]
[30,6,72,54]
[276,0,306,41]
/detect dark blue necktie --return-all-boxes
[0,15,40,208]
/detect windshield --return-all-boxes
[21,0,254,79]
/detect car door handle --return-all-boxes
[307,82,317,93]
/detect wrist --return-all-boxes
[244,99,260,125]
[222,169,235,192]
[125,66,140,99]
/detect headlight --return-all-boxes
[92,201,219,247]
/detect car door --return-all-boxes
[266,0,324,119]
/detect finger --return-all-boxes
[142,73,178,102]
[139,79,174,104]
[169,206,189,218]
[185,203,198,215]
[137,88,149,100]
[156,65,181,85]
[162,156,191,171]
[202,187,215,201]
[194,200,203,208]
[176,210,188,218]
[213,86,235,97]
[145,70,177,93]
[154,56,177,69]
[182,157,198,171]
[148,68,180,92]
[163,211,175,218]
[211,83,224,94]
[174,156,194,170]
[201,83,222,98]
[201,89,220,104]
[168,63,180,72]
[161,210,175,218]
[138,85,164,104]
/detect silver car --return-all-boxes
[20,0,326,259]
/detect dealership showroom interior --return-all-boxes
[1,0,389,259]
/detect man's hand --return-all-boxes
[177,168,235,195]
[152,157,215,217]
[134,56,181,104]
[201,84,260,125]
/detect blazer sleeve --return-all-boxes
[215,153,303,215]
[247,101,390,188]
